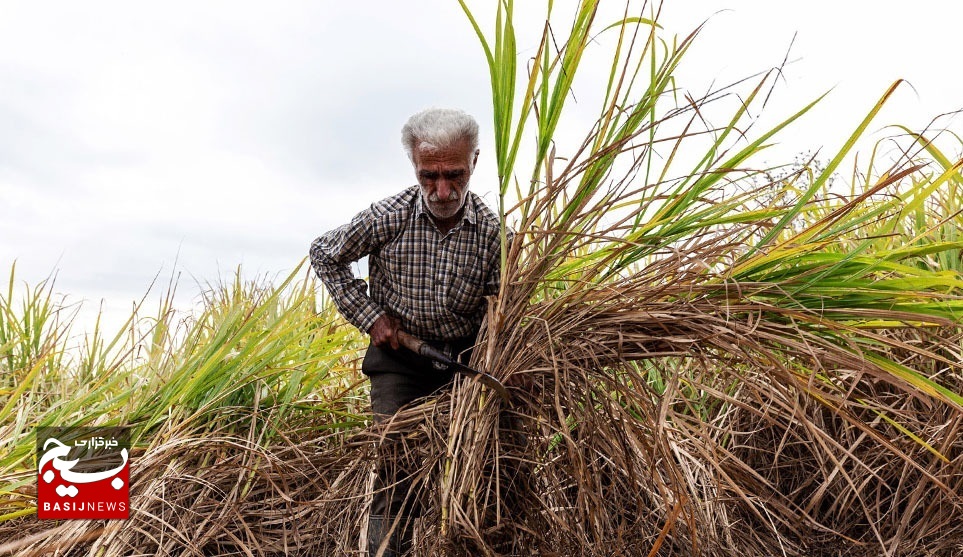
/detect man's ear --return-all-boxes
[471,149,480,172]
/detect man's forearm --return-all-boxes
[309,237,384,333]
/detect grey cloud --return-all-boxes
[1,1,495,333]
[0,80,97,189]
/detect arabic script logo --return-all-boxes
[36,427,130,520]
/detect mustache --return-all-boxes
[428,191,460,203]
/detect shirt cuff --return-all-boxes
[355,303,385,335]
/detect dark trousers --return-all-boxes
[362,339,472,556]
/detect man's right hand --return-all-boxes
[368,314,401,350]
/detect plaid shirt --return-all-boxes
[310,185,504,342]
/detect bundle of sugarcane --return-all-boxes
[382,1,963,555]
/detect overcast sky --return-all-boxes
[2,1,961,336]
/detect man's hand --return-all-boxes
[368,314,401,350]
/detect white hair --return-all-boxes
[401,108,479,162]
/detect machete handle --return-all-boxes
[395,329,422,353]
[396,330,454,365]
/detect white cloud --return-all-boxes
[1,0,960,335]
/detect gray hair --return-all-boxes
[401,108,479,162]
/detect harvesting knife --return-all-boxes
[396,330,509,403]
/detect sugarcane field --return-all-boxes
[2,1,962,556]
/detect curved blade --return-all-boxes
[449,361,510,402]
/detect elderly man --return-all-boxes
[309,108,503,556]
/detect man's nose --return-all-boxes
[436,180,453,200]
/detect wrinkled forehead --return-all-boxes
[413,140,475,167]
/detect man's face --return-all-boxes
[413,140,479,222]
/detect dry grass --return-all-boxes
[3,2,963,555]
[2,406,373,556]
[1,274,960,556]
